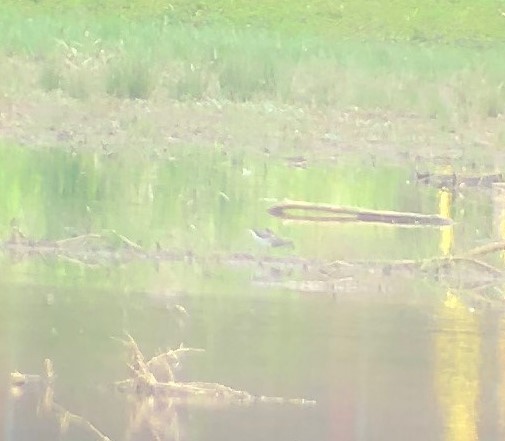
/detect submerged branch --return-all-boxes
[462,240,505,259]
[117,335,315,406]
[4,228,505,293]
[12,335,314,441]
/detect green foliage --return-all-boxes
[39,64,62,91]
[106,59,156,99]
[3,0,505,41]
[0,3,504,119]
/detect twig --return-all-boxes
[106,229,143,251]
[116,335,316,406]
[146,345,204,382]
[462,240,505,258]
[51,401,111,441]
[55,233,102,247]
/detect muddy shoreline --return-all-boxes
[1,91,503,167]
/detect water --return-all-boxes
[1,145,504,441]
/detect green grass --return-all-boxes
[4,0,505,41]
[0,2,504,121]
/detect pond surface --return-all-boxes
[1,145,505,441]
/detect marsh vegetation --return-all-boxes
[2,2,505,441]
[1,1,504,157]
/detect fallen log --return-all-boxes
[268,201,453,226]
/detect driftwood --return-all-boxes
[256,240,505,294]
[267,201,453,226]
[461,240,505,259]
[10,334,315,441]
[3,229,505,293]
[115,333,315,406]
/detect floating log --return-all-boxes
[268,201,453,226]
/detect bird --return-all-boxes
[249,228,294,248]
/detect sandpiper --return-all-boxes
[249,228,294,248]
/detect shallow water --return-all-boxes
[1,146,505,441]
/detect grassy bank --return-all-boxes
[0,2,504,141]
[4,0,505,41]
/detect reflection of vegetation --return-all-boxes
[2,144,504,297]
[1,145,503,298]
[0,145,439,266]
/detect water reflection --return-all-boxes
[436,181,479,441]
[436,292,479,441]
[0,147,445,261]
[438,188,454,256]
[0,144,504,441]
